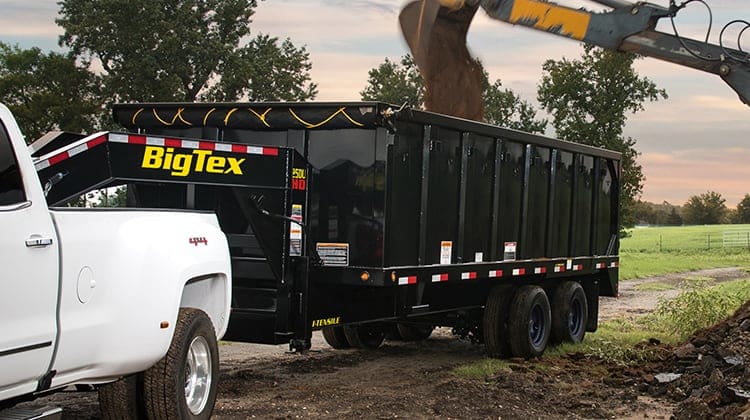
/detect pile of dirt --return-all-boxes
[644,301,750,418]
[399,2,484,121]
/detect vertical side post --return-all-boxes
[456,132,471,263]
[519,144,532,259]
[418,125,432,265]
[545,149,559,257]
[490,139,503,260]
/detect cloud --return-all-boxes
[640,148,750,206]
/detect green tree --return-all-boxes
[665,207,683,226]
[537,45,667,230]
[0,42,102,142]
[361,54,546,134]
[360,55,423,107]
[57,0,317,102]
[682,191,727,225]
[736,194,750,224]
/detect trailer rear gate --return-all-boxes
[36,102,620,351]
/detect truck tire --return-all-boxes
[551,281,588,344]
[98,374,142,419]
[482,285,515,358]
[343,324,385,349]
[143,308,219,420]
[508,285,551,359]
[396,324,434,341]
[322,326,351,349]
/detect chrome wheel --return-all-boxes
[185,335,212,415]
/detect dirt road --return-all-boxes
[23,268,750,418]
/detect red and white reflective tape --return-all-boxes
[572,264,584,271]
[534,267,547,274]
[398,276,417,286]
[461,272,478,280]
[35,133,107,170]
[610,261,619,268]
[595,262,606,269]
[431,273,449,283]
[512,268,526,276]
[554,264,566,273]
[108,133,279,156]
[488,270,503,278]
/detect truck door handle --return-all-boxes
[26,237,54,248]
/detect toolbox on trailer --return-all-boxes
[36,102,620,355]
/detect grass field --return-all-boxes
[619,224,750,280]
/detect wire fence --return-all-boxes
[622,226,750,253]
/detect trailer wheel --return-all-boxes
[343,324,386,350]
[322,326,351,349]
[396,324,434,341]
[508,286,551,359]
[551,281,588,344]
[143,308,219,420]
[98,374,143,419]
[483,285,515,358]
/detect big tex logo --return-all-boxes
[141,146,245,177]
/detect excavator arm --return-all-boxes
[400,0,750,116]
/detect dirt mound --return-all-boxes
[399,2,484,121]
[645,300,750,418]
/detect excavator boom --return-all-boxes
[400,0,750,114]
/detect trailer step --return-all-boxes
[0,406,62,420]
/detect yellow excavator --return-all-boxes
[399,0,750,120]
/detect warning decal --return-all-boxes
[289,204,303,256]
[440,241,452,265]
[316,243,349,266]
[503,242,517,261]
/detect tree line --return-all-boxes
[634,192,750,226]
[1,0,668,228]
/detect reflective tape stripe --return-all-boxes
[461,272,477,280]
[398,276,417,285]
[534,267,546,274]
[431,273,449,283]
[489,270,503,278]
[512,268,526,276]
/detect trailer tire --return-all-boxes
[98,374,143,419]
[343,325,385,350]
[483,285,515,358]
[322,326,351,349]
[551,281,588,344]
[396,324,434,341]
[143,308,218,420]
[508,286,551,359]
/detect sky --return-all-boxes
[1,0,749,207]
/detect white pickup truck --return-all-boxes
[0,103,231,419]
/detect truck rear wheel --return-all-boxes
[98,374,142,419]
[508,285,551,359]
[396,324,434,341]
[143,308,219,420]
[322,326,351,349]
[551,281,588,344]
[343,324,385,349]
[483,285,515,358]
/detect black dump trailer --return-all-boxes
[35,102,620,358]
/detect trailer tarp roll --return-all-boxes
[113,102,388,131]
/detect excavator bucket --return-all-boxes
[399,0,484,121]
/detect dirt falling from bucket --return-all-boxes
[399,2,484,121]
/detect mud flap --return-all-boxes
[584,280,599,332]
